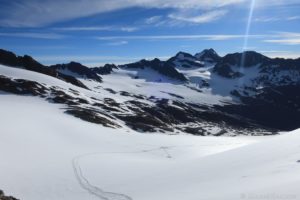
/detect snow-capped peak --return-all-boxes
[174,51,195,60]
[167,51,204,68]
[195,48,220,63]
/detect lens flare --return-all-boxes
[239,0,256,84]
[243,0,256,53]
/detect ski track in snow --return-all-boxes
[72,154,133,200]
[72,143,245,199]
[72,146,174,200]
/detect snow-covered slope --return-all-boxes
[1,48,300,135]
[1,48,300,200]
[97,68,231,105]
[1,64,268,136]
[1,94,300,200]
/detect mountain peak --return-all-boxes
[51,61,102,82]
[203,48,218,55]
[221,51,270,68]
[195,49,220,62]
[92,64,118,75]
[173,51,195,60]
[167,51,204,69]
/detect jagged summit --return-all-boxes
[212,51,271,78]
[220,51,270,67]
[50,61,102,82]
[195,48,221,63]
[0,49,94,88]
[168,51,204,68]
[1,48,300,134]
[173,51,195,60]
[92,64,118,75]
[120,58,188,81]
[0,49,47,72]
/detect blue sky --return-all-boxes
[0,0,300,66]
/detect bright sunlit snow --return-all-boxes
[0,94,273,200]
[1,0,300,198]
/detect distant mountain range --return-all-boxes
[0,48,300,135]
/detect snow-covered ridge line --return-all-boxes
[0,64,276,136]
[1,48,300,135]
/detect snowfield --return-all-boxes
[1,51,300,200]
[97,68,233,105]
[0,64,232,106]
[1,94,300,200]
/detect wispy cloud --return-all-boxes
[54,26,138,32]
[106,41,129,46]
[254,17,280,22]
[0,0,245,27]
[287,16,300,20]
[120,27,138,32]
[143,9,229,27]
[96,34,265,41]
[144,16,163,24]
[264,39,300,45]
[0,32,64,39]
[168,9,228,24]
[1,0,299,28]
[258,50,300,58]
[254,0,300,7]
[255,15,300,22]
[95,32,300,46]
[264,32,300,45]
[205,34,244,40]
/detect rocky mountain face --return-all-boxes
[168,52,204,68]
[50,61,102,82]
[91,64,118,75]
[0,49,89,89]
[195,48,221,63]
[120,58,188,81]
[0,48,299,135]
[0,190,19,200]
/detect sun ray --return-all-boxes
[243,0,256,52]
[239,0,256,84]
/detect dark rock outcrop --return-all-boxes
[195,48,221,63]
[0,75,49,96]
[0,49,56,76]
[167,52,204,68]
[227,85,300,131]
[1,48,300,135]
[213,63,244,78]
[0,49,88,89]
[213,51,270,78]
[65,108,120,128]
[221,51,270,67]
[51,61,102,82]
[0,190,19,200]
[92,64,118,75]
[121,58,187,81]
